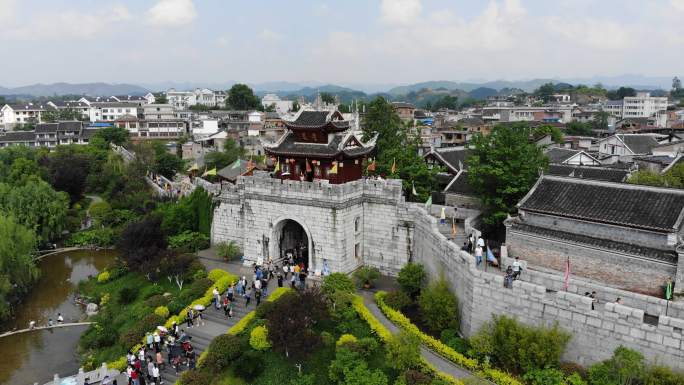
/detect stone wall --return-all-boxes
[211,175,411,274]
[409,204,684,369]
[506,228,676,295]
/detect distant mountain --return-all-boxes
[0,82,149,97]
[388,79,557,95]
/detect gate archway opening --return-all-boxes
[272,219,311,271]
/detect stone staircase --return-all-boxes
[158,291,255,384]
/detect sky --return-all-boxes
[0,0,683,87]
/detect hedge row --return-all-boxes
[374,291,523,385]
[107,269,239,371]
[351,295,464,385]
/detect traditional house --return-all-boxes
[545,147,601,166]
[505,175,684,295]
[423,147,471,174]
[546,164,630,183]
[597,134,661,161]
[264,110,376,184]
[392,102,416,122]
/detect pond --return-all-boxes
[0,249,116,385]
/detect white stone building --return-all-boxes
[261,94,294,114]
[602,92,668,121]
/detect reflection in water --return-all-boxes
[0,250,116,385]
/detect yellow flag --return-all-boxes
[202,167,217,177]
[391,158,397,174]
[330,161,338,174]
[274,159,280,172]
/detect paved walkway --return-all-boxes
[360,291,489,383]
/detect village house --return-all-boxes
[545,147,601,166]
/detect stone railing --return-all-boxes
[40,363,119,385]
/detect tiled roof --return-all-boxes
[444,170,475,196]
[519,176,684,232]
[0,131,37,142]
[545,147,580,163]
[391,102,415,109]
[293,111,328,126]
[35,123,59,133]
[426,147,471,173]
[217,159,249,181]
[265,131,373,158]
[509,222,676,263]
[287,110,349,131]
[546,164,629,183]
[617,134,660,155]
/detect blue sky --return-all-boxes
[0,0,682,87]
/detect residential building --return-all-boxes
[1,103,49,127]
[114,116,186,139]
[391,102,416,121]
[166,88,227,109]
[597,134,661,158]
[602,92,668,122]
[47,101,94,121]
[94,102,140,121]
[424,147,471,174]
[505,175,684,295]
[140,104,176,120]
[545,147,601,166]
[261,94,294,114]
[0,121,96,148]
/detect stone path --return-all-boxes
[360,291,490,383]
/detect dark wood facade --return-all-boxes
[264,110,375,184]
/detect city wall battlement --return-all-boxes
[212,175,684,369]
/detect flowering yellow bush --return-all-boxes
[336,334,358,347]
[97,271,110,283]
[154,306,170,319]
[249,325,272,351]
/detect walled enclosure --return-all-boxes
[212,175,684,369]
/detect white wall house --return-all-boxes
[166,88,227,109]
[261,94,294,114]
[140,104,176,120]
[93,102,139,121]
[602,92,668,121]
[1,103,49,126]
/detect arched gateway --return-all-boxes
[270,217,313,271]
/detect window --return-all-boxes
[354,217,361,233]
[355,243,361,259]
[118,109,122,113]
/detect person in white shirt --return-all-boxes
[152,364,160,384]
[512,257,522,280]
[474,246,483,265]
[57,313,64,323]
[477,237,485,249]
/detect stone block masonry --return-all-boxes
[211,174,684,369]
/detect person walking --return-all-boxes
[440,207,446,225]
[244,286,252,307]
[57,313,64,323]
[512,257,522,280]
[277,272,283,287]
[227,284,234,302]
[185,308,193,328]
[212,287,220,310]
[155,348,164,371]
[223,296,230,317]
[255,288,262,306]
[151,364,160,385]
[153,332,161,350]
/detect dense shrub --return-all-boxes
[154,306,170,319]
[250,325,272,351]
[402,369,432,385]
[439,329,468,355]
[140,285,164,300]
[201,334,244,374]
[384,290,412,310]
[386,331,421,371]
[144,294,169,308]
[179,370,213,385]
[397,263,425,298]
[418,279,459,334]
[469,315,571,374]
[118,286,138,304]
[322,272,355,295]
[80,323,118,349]
[179,278,213,303]
[168,230,210,252]
[118,313,165,348]
[216,241,241,261]
[642,366,684,385]
[66,228,117,247]
[233,350,264,380]
[336,334,358,347]
[588,346,644,385]
[523,368,567,385]
[353,266,381,288]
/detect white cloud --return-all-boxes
[545,17,632,50]
[2,5,131,40]
[147,0,197,27]
[260,29,283,42]
[0,0,17,23]
[671,0,684,12]
[380,0,422,26]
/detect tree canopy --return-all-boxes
[467,124,548,232]
[0,216,38,320]
[203,138,245,171]
[362,96,439,201]
[226,83,260,110]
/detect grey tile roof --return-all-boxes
[427,147,471,173]
[35,123,59,133]
[510,222,676,263]
[266,131,373,158]
[546,164,630,183]
[217,159,249,181]
[617,134,660,155]
[293,111,329,126]
[519,176,684,232]
[444,171,475,196]
[0,131,37,142]
[545,148,580,163]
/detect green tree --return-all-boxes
[154,92,168,104]
[397,263,426,298]
[0,216,38,320]
[44,147,93,202]
[592,110,610,131]
[321,92,336,105]
[418,279,459,333]
[89,201,113,226]
[432,95,459,111]
[203,138,245,171]
[467,124,548,230]
[41,108,85,122]
[386,331,421,371]
[292,100,300,112]
[565,122,594,136]
[533,125,563,144]
[226,83,260,110]
[92,127,129,147]
[628,162,684,188]
[588,346,644,385]
[362,96,439,200]
[535,83,556,102]
[322,272,355,296]
[0,178,69,242]
[614,87,636,99]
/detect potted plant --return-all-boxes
[353,266,381,289]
